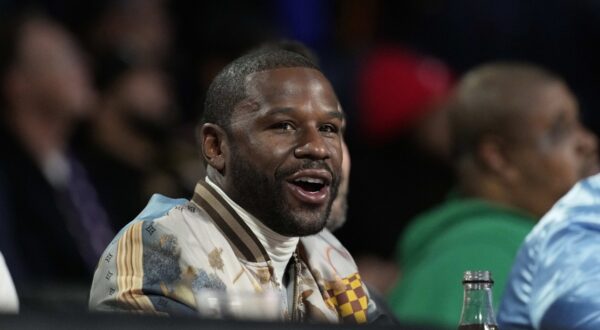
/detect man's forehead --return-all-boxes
[241,67,340,106]
[231,98,345,124]
[245,67,329,89]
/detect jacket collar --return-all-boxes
[191,180,270,263]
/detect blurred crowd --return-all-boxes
[1,0,600,328]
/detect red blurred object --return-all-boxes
[357,45,454,142]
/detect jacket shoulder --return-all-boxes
[89,195,227,315]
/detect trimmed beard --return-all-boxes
[227,146,339,237]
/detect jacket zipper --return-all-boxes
[291,252,301,321]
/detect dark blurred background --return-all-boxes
[1,0,599,318]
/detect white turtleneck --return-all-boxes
[205,177,299,286]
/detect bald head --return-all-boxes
[449,62,599,217]
[450,62,562,161]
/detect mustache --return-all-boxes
[275,160,335,181]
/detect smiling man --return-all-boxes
[89,48,381,323]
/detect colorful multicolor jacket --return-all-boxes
[89,180,378,323]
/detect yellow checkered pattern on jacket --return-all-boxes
[324,273,368,323]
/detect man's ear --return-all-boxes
[477,135,518,181]
[199,123,229,173]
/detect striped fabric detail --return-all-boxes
[191,180,269,263]
[116,222,155,312]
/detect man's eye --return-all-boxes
[320,124,339,134]
[272,122,295,131]
[548,121,574,143]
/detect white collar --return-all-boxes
[205,176,299,284]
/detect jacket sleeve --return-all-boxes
[532,225,600,330]
[88,220,197,316]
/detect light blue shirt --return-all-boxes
[499,174,600,329]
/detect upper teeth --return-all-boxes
[295,177,324,184]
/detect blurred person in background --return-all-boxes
[0,12,114,310]
[325,141,350,233]
[389,62,599,328]
[337,45,455,295]
[87,0,172,66]
[499,152,600,328]
[74,0,201,230]
[75,57,196,230]
[325,140,401,325]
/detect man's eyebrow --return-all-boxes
[267,107,295,116]
[555,111,567,124]
[266,108,345,121]
[327,111,345,121]
[548,111,568,133]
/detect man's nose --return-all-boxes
[294,127,330,160]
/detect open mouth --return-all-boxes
[291,177,326,192]
[286,170,332,205]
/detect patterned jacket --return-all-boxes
[89,180,378,323]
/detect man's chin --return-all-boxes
[584,160,600,178]
[272,213,328,237]
[292,221,327,237]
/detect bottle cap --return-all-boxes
[462,270,494,284]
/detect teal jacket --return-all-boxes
[388,197,535,328]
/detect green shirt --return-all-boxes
[388,197,535,328]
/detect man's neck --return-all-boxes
[204,176,299,285]
[459,173,535,216]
